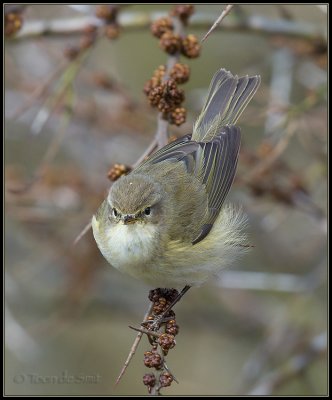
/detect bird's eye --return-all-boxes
[112,208,118,218]
[144,207,151,216]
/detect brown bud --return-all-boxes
[153,298,168,315]
[143,373,156,387]
[107,163,132,182]
[169,107,187,126]
[170,63,190,84]
[153,80,185,113]
[181,34,201,58]
[149,288,178,302]
[95,5,118,22]
[153,65,166,80]
[159,372,174,387]
[148,288,163,302]
[159,31,182,55]
[151,17,174,38]
[147,84,165,107]
[83,24,98,35]
[166,320,180,336]
[80,34,96,49]
[171,5,195,24]
[104,23,120,40]
[5,12,23,36]
[93,73,114,90]
[158,333,176,351]
[143,351,163,369]
[63,45,81,61]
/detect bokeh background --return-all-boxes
[5,4,327,396]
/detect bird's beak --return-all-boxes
[123,214,136,225]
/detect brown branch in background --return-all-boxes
[7,48,91,195]
[73,221,93,247]
[10,60,67,120]
[239,91,325,222]
[132,139,158,169]
[11,11,325,42]
[7,6,122,197]
[247,332,327,395]
[201,4,234,43]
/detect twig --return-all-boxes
[12,12,325,41]
[30,49,90,135]
[128,326,161,338]
[115,303,153,386]
[153,11,187,149]
[247,332,327,395]
[10,60,67,120]
[73,221,92,246]
[243,90,322,184]
[201,4,234,43]
[7,99,73,195]
[132,138,157,169]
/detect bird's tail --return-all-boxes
[192,69,260,142]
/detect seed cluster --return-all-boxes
[170,63,190,84]
[144,350,163,369]
[5,10,24,37]
[170,5,195,24]
[181,34,201,58]
[142,288,181,393]
[144,5,200,127]
[158,333,176,352]
[107,163,132,182]
[96,5,120,40]
[151,17,174,39]
[159,31,182,55]
[159,371,174,387]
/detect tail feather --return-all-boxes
[193,69,260,142]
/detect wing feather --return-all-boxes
[136,126,241,245]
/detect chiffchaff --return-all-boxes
[92,68,260,288]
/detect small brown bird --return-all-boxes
[92,68,260,288]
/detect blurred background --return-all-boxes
[4,4,327,396]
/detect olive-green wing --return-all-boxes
[136,126,241,244]
[191,125,240,243]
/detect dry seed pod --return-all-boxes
[107,163,132,182]
[171,4,195,24]
[181,34,201,58]
[159,31,182,55]
[169,107,187,126]
[151,17,174,38]
[170,63,190,84]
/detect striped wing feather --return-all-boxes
[137,127,241,244]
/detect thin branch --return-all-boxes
[247,332,327,395]
[73,221,92,246]
[201,4,234,43]
[7,101,72,195]
[115,303,153,386]
[132,138,157,169]
[11,12,325,41]
[10,60,67,120]
[128,326,161,338]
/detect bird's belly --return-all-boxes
[104,223,158,271]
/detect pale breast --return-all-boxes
[104,223,159,270]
